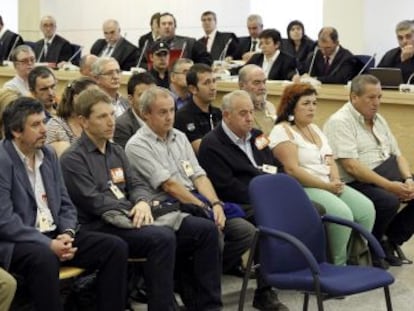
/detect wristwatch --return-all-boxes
[211,200,225,208]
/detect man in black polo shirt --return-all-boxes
[174,63,221,154]
[148,40,170,88]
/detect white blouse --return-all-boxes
[269,123,332,183]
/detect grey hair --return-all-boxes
[91,57,118,76]
[10,44,35,62]
[247,14,263,26]
[222,90,252,112]
[350,74,380,96]
[238,64,262,84]
[396,20,414,33]
[139,86,173,115]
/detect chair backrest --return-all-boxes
[249,174,327,273]
[355,54,376,74]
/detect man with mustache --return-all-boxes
[324,74,414,267]
[0,97,128,310]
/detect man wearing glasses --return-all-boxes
[169,58,193,110]
[92,57,129,117]
[4,44,35,96]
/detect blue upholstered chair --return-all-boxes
[355,54,376,74]
[239,174,395,311]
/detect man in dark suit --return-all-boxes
[378,20,414,83]
[246,28,297,81]
[138,12,160,51]
[0,97,128,310]
[91,19,139,71]
[234,14,263,61]
[33,15,73,67]
[0,16,24,64]
[114,72,156,148]
[158,12,212,66]
[198,11,239,61]
[302,26,357,84]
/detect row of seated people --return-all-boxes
[0,56,413,310]
[2,11,414,84]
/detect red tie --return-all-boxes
[323,56,330,74]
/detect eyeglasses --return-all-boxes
[100,69,122,77]
[15,57,36,65]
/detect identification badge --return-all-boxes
[262,164,278,174]
[181,160,194,177]
[255,134,270,150]
[38,215,49,232]
[111,168,125,184]
[109,182,125,199]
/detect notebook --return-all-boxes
[368,67,404,89]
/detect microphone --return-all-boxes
[135,39,148,68]
[218,38,233,61]
[356,53,376,76]
[399,72,414,92]
[307,46,319,75]
[67,45,83,63]
[37,44,46,63]
[6,36,21,61]
[179,41,187,58]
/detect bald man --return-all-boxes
[90,19,139,71]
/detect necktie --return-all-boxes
[44,42,50,59]
[104,45,113,56]
[323,56,330,74]
[203,36,209,46]
[251,40,257,52]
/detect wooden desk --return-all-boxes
[216,80,414,166]
[0,65,129,97]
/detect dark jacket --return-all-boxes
[198,124,277,204]
[0,30,24,62]
[114,108,142,149]
[246,51,297,80]
[378,47,414,83]
[303,45,357,84]
[281,36,316,72]
[197,31,239,60]
[33,34,73,64]
[90,37,139,71]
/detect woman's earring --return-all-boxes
[288,114,295,122]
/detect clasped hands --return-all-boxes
[50,233,77,262]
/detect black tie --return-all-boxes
[323,56,330,74]
[251,40,257,52]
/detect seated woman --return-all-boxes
[46,77,97,157]
[268,83,375,265]
[281,20,316,73]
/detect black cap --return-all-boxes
[150,41,170,55]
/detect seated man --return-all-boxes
[33,15,73,66]
[234,14,264,62]
[79,54,98,78]
[60,87,196,310]
[174,63,222,154]
[169,58,193,110]
[114,72,156,148]
[378,20,414,83]
[28,66,58,120]
[91,19,139,71]
[238,64,276,136]
[148,40,170,88]
[125,86,259,309]
[3,44,35,96]
[324,74,414,266]
[0,97,128,310]
[198,11,239,61]
[245,28,297,81]
[302,26,356,84]
[0,15,24,63]
[198,90,289,311]
[92,57,129,117]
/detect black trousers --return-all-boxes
[98,223,176,311]
[349,181,414,244]
[9,230,128,311]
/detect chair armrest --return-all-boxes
[258,225,321,274]
[322,214,385,259]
